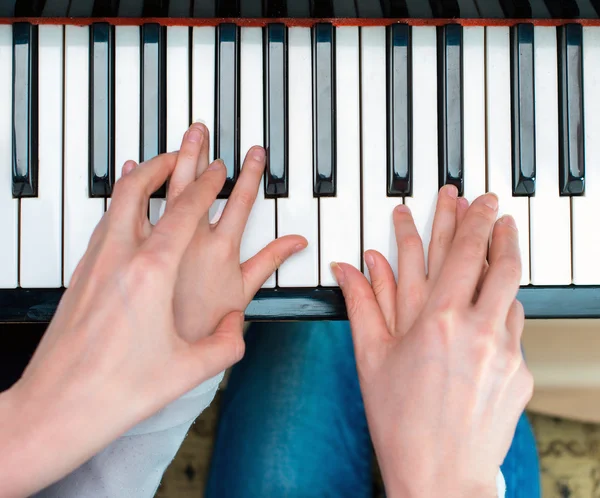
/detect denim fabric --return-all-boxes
[206,321,540,498]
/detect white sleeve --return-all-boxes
[34,372,224,498]
[497,469,506,498]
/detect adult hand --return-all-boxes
[166,123,306,342]
[0,123,304,498]
[331,186,533,498]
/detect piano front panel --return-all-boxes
[2,0,600,320]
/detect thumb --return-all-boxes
[177,311,246,387]
[331,262,391,351]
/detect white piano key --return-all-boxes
[485,27,530,285]
[319,27,361,286]
[192,27,215,163]
[239,27,276,288]
[0,26,18,288]
[361,26,399,281]
[64,26,104,286]
[530,27,571,285]
[404,26,438,268]
[573,27,600,284]
[167,26,190,152]
[463,26,486,202]
[192,27,224,224]
[113,26,140,193]
[151,26,190,225]
[20,25,63,288]
[277,27,319,287]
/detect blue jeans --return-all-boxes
[206,321,541,498]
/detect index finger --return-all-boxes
[430,193,498,308]
[109,152,178,226]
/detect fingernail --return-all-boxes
[194,118,207,126]
[364,252,375,270]
[187,126,203,143]
[498,215,517,230]
[457,197,469,210]
[444,184,458,199]
[293,243,307,253]
[330,262,345,286]
[251,147,265,161]
[208,159,223,171]
[395,204,410,214]
[122,160,137,176]
[483,192,499,211]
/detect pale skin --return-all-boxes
[0,123,533,498]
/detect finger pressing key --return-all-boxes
[217,146,266,243]
[427,185,458,282]
[431,192,498,308]
[476,215,522,320]
[167,123,206,203]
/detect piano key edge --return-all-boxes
[1,286,600,322]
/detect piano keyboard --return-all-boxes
[2,0,600,320]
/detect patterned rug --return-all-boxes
[156,393,600,498]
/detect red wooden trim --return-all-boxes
[1,17,600,27]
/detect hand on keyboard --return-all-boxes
[330,186,533,498]
[166,123,307,343]
[1,123,305,497]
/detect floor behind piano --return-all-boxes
[155,389,600,498]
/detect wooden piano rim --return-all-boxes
[1,17,600,28]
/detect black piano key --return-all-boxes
[67,0,95,16]
[437,24,463,195]
[387,23,411,196]
[543,0,579,17]
[558,24,585,196]
[41,0,71,16]
[168,0,191,16]
[510,24,535,196]
[498,0,532,17]
[89,23,115,198]
[429,0,460,17]
[216,23,240,198]
[193,0,216,16]
[592,0,600,16]
[12,22,38,198]
[311,0,334,17]
[381,0,408,17]
[312,23,336,197]
[217,0,240,16]
[141,23,167,197]
[265,23,288,198]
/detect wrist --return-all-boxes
[0,383,42,497]
[0,377,101,497]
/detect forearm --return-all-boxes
[0,371,223,498]
[34,371,224,497]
